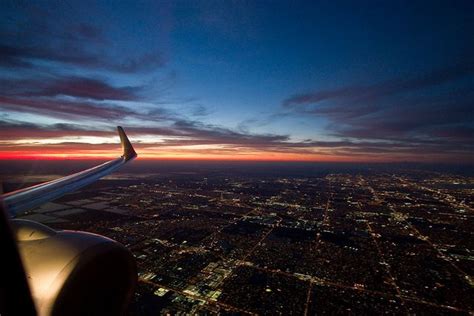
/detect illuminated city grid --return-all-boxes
[13,169,474,315]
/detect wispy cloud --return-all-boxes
[2,117,472,162]
[282,62,474,160]
[1,76,142,101]
[0,19,164,73]
[0,96,141,121]
[0,119,111,139]
[284,61,474,109]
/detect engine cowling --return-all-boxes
[12,219,136,316]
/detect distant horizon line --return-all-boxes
[0,156,472,166]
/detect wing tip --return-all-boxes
[117,126,137,161]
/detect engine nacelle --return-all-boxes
[12,220,136,316]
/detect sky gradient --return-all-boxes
[0,1,473,162]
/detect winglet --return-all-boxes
[117,126,137,161]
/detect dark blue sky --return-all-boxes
[0,1,473,161]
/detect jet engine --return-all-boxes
[12,219,136,316]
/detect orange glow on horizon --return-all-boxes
[0,149,445,163]
[0,142,468,164]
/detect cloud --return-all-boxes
[329,94,474,144]
[0,43,164,73]
[0,96,142,121]
[284,61,474,108]
[27,76,140,101]
[0,72,180,123]
[0,75,142,101]
[0,118,462,153]
[170,119,290,144]
[1,117,472,163]
[282,62,474,158]
[0,120,112,139]
[0,6,164,74]
[429,126,474,142]
[0,118,290,146]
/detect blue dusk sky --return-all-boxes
[0,0,473,161]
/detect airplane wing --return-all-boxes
[2,126,137,217]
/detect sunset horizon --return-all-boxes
[1,139,472,164]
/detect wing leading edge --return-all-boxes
[2,126,137,217]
